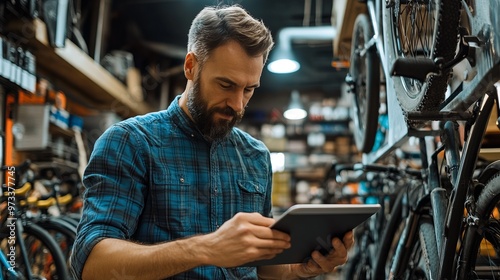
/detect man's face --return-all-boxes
[186,41,264,140]
[187,74,243,140]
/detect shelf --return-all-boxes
[286,132,352,140]
[479,148,500,162]
[8,19,154,118]
[49,123,74,139]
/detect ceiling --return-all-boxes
[92,0,349,116]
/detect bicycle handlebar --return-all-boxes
[1,160,31,172]
[336,162,422,179]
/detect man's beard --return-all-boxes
[187,76,244,141]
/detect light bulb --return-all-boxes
[267,59,300,74]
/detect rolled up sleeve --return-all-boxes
[69,124,148,279]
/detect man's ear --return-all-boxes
[184,52,197,80]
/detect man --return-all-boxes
[70,5,353,279]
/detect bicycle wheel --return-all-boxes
[15,222,70,280]
[350,13,380,153]
[385,0,461,117]
[459,173,500,278]
[390,217,439,279]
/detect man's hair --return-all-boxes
[187,5,274,66]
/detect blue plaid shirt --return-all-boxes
[70,96,273,279]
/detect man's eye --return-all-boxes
[220,83,232,89]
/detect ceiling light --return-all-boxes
[267,26,336,74]
[267,44,300,74]
[267,58,300,74]
[284,90,307,120]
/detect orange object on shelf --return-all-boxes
[4,94,15,166]
[331,60,350,69]
[54,91,67,110]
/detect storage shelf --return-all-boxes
[9,19,154,118]
[479,148,500,162]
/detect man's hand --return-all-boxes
[199,212,291,267]
[292,231,354,278]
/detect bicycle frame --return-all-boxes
[0,250,19,279]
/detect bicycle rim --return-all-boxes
[386,0,460,115]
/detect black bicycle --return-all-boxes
[344,0,500,279]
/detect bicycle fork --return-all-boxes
[430,120,463,261]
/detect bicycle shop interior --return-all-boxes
[1,0,500,279]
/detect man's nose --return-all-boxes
[226,91,245,113]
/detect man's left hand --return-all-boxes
[291,231,354,278]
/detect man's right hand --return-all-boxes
[199,212,291,267]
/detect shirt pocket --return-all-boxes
[237,180,266,214]
[151,179,193,232]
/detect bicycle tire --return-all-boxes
[60,214,81,229]
[35,217,77,260]
[19,222,70,280]
[459,173,500,279]
[350,13,380,153]
[385,0,461,122]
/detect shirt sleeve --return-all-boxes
[69,123,149,279]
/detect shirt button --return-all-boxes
[180,178,185,183]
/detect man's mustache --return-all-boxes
[212,107,244,118]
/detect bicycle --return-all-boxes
[343,0,500,279]
[340,101,500,280]
[0,161,70,279]
[333,162,422,280]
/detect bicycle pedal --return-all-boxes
[406,111,472,121]
[390,57,439,82]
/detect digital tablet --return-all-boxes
[243,203,381,266]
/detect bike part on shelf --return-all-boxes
[348,13,380,153]
[385,0,461,122]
